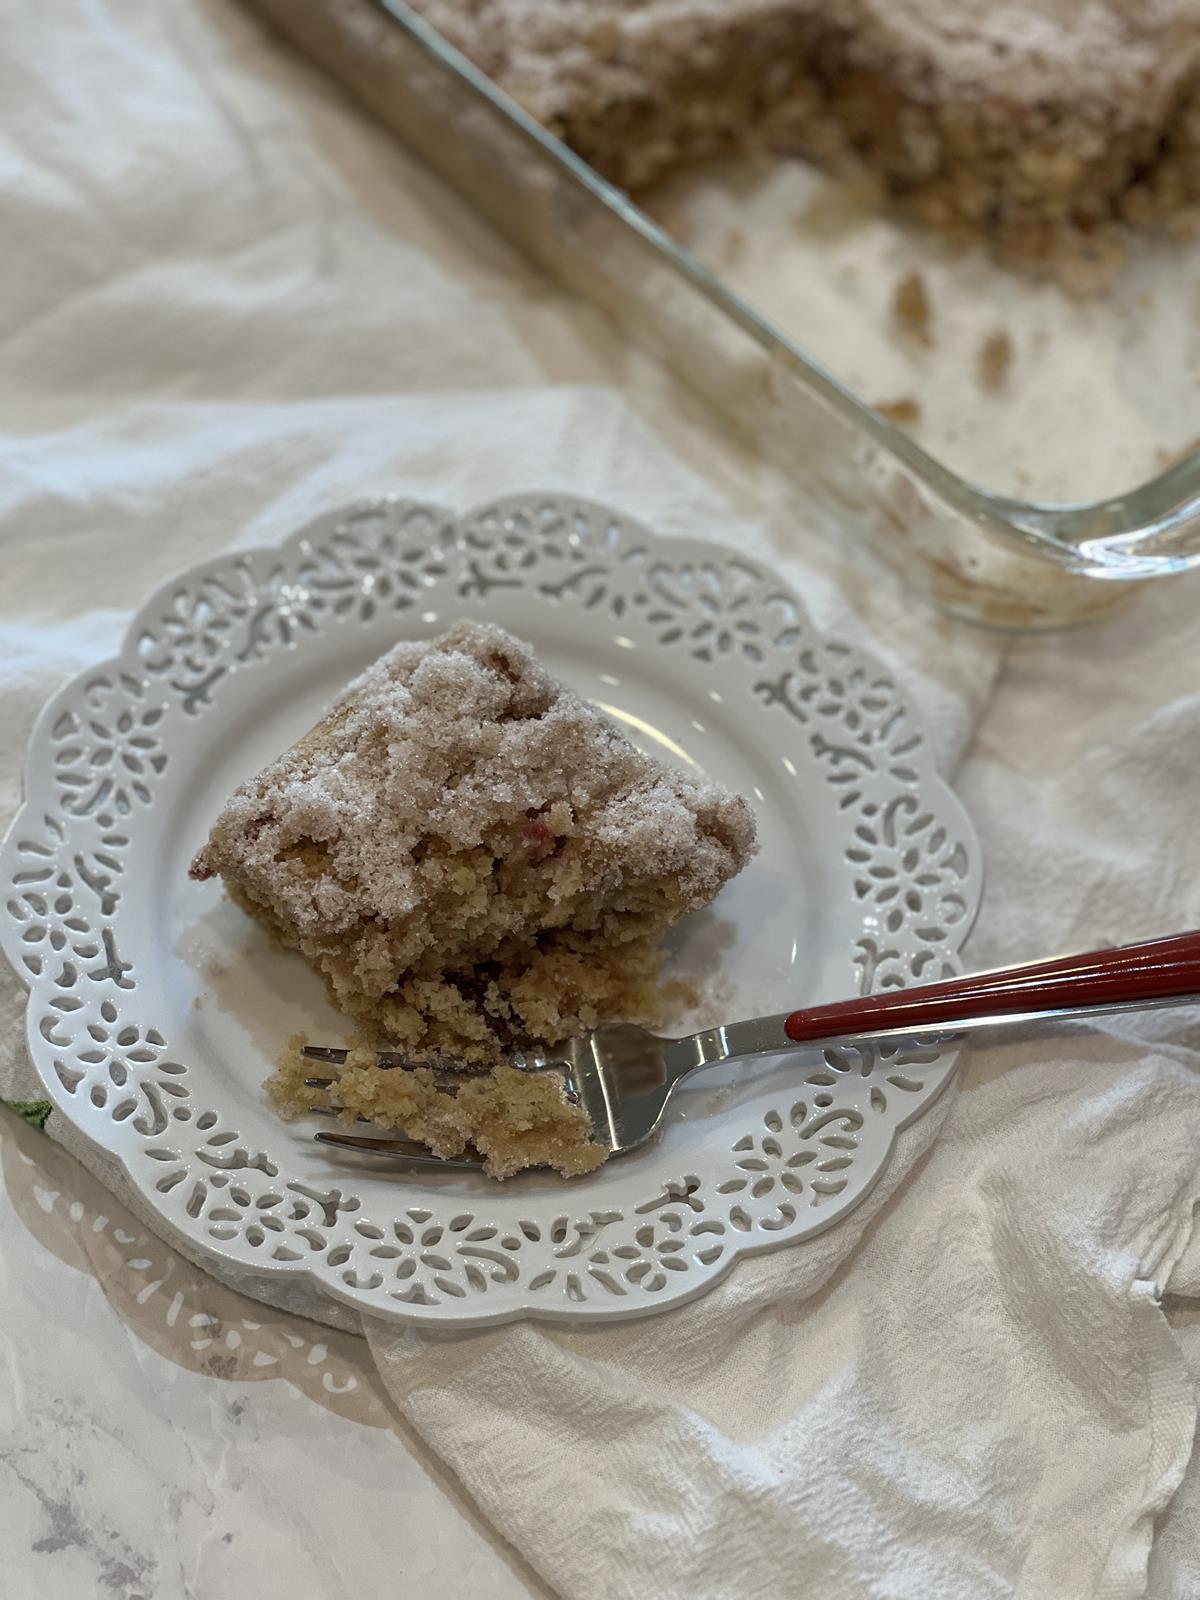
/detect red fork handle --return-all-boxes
[783,931,1200,1044]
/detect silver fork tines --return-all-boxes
[314,1129,486,1169]
[301,1047,487,1168]
[301,1044,480,1096]
[299,1024,685,1169]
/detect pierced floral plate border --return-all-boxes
[0,494,981,1327]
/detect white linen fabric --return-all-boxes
[1,3,1198,1596]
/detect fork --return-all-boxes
[304,930,1200,1170]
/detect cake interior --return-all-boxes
[217,809,701,1068]
[269,1040,607,1180]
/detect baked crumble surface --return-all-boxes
[192,620,750,948]
[409,0,1200,266]
[190,621,756,1171]
[415,0,1197,111]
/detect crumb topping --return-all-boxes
[192,621,753,940]
[412,0,1200,131]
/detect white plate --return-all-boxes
[0,494,981,1326]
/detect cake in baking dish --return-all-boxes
[410,0,1200,268]
[190,621,756,1175]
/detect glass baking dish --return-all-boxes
[242,0,1200,628]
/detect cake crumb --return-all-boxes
[892,272,932,346]
[793,171,884,239]
[642,197,691,241]
[875,396,921,427]
[720,226,747,265]
[270,1036,607,1180]
[978,330,1014,391]
[1154,436,1200,471]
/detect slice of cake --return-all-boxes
[190,621,756,1175]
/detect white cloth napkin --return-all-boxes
[2,3,1199,1596]
[367,578,1200,1600]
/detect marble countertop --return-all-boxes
[0,1111,545,1600]
[8,1091,1199,1598]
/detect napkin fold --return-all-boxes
[2,2,1199,1597]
